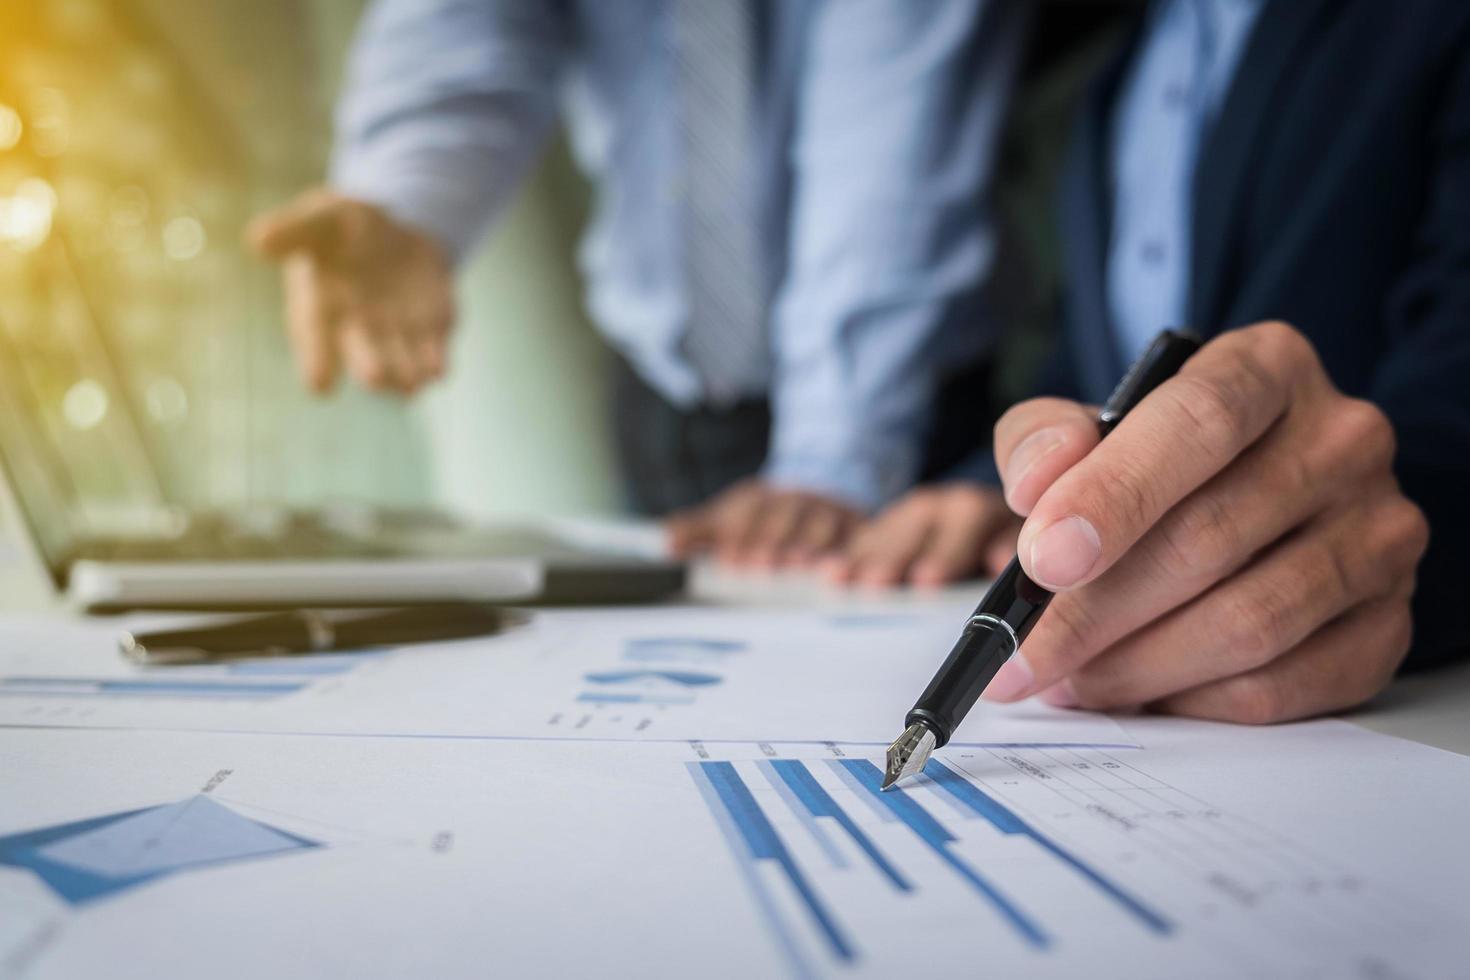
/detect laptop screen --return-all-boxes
[0,308,169,584]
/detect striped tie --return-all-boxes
[672,0,769,406]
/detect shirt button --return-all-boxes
[1140,240,1168,264]
[1163,83,1190,109]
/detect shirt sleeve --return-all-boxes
[762,0,1027,511]
[329,0,568,262]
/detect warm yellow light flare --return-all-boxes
[0,177,58,251]
[0,105,21,151]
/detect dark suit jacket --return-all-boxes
[1044,0,1470,669]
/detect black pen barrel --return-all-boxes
[891,329,1202,768]
[905,557,1052,747]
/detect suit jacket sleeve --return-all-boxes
[1374,33,1470,670]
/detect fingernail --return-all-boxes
[1005,428,1066,503]
[1029,515,1101,590]
[983,653,1035,702]
[1039,679,1079,709]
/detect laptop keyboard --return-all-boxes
[67,512,397,563]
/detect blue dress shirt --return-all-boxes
[1107,0,1263,362]
[945,0,1263,489]
[331,0,1023,509]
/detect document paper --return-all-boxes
[0,607,1134,746]
[2,720,1467,979]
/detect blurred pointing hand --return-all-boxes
[246,189,455,395]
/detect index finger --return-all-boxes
[1016,322,1318,592]
[283,254,340,393]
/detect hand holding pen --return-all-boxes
[885,323,1430,786]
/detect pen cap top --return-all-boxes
[1099,329,1203,433]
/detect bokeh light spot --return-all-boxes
[145,377,189,424]
[62,379,109,431]
[0,105,22,151]
[162,215,206,261]
[0,178,58,252]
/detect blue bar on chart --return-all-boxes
[763,759,912,892]
[220,652,383,677]
[835,759,1052,949]
[758,760,850,869]
[622,637,746,664]
[688,761,856,968]
[0,677,309,699]
[922,759,1173,935]
[584,669,723,688]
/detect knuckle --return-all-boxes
[1159,491,1244,580]
[1248,321,1317,376]
[1378,496,1431,567]
[1224,582,1296,668]
[1334,399,1396,471]
[1071,451,1156,542]
[1165,374,1255,457]
[1251,320,1304,356]
[1320,533,1362,607]
[1265,433,1317,507]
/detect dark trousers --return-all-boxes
[612,356,771,516]
[611,354,998,516]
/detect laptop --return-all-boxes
[0,320,685,613]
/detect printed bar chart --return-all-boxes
[689,749,1199,976]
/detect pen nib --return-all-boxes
[882,723,937,791]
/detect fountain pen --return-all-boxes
[882,329,1202,790]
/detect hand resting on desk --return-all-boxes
[666,479,864,570]
[821,484,1020,588]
